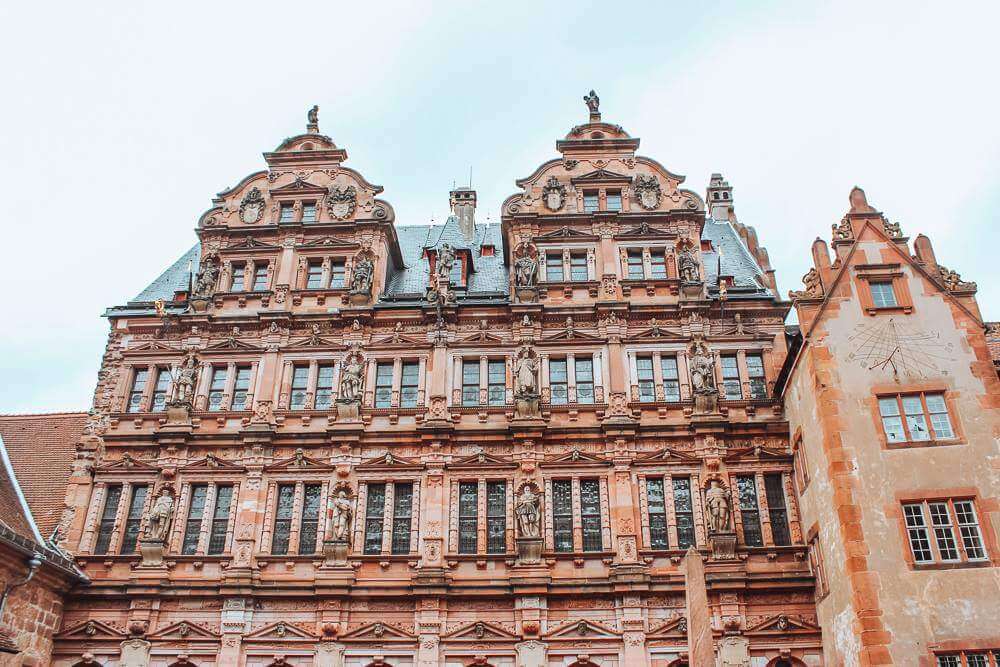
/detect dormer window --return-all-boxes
[302,202,317,222]
[583,191,600,213]
[480,244,495,257]
[606,190,622,212]
[279,203,295,223]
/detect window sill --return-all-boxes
[911,560,994,571]
[865,305,913,315]
[885,438,964,450]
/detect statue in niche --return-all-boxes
[170,352,200,406]
[513,346,539,396]
[339,345,365,403]
[688,338,716,395]
[436,243,456,283]
[515,486,542,538]
[513,243,538,287]
[191,255,220,299]
[350,255,374,295]
[677,240,700,282]
[330,489,353,542]
[705,479,731,533]
[144,487,175,542]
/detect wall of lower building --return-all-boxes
[0,549,67,667]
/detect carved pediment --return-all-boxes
[283,334,341,350]
[95,454,161,474]
[125,340,181,353]
[147,620,220,641]
[372,332,429,347]
[542,327,600,342]
[633,448,700,464]
[443,620,520,641]
[269,177,326,195]
[204,337,262,351]
[535,226,597,240]
[339,622,416,642]
[540,448,610,467]
[617,221,672,238]
[245,620,316,641]
[56,619,127,641]
[570,168,632,184]
[543,619,619,640]
[447,451,517,470]
[356,452,423,471]
[296,235,360,250]
[647,616,687,638]
[745,614,819,636]
[264,448,334,472]
[224,237,281,252]
[179,454,246,473]
[626,324,685,341]
[722,445,790,463]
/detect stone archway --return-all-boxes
[72,655,104,667]
[767,658,806,667]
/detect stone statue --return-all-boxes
[170,352,200,405]
[339,347,365,402]
[350,256,374,294]
[191,256,219,299]
[144,487,175,542]
[514,254,537,287]
[515,486,541,538]
[705,480,731,533]
[677,242,700,282]
[436,243,456,283]
[330,490,353,542]
[584,90,600,114]
[308,105,319,125]
[513,348,539,396]
[688,340,716,395]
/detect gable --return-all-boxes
[543,619,619,640]
[245,620,316,641]
[339,621,416,641]
[147,620,220,641]
[443,620,519,641]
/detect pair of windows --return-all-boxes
[207,366,252,412]
[633,353,767,402]
[290,364,337,410]
[625,248,668,280]
[903,499,987,565]
[362,482,414,555]
[375,361,421,408]
[461,360,505,407]
[93,485,148,555]
[721,354,767,400]
[878,392,955,443]
[127,368,171,413]
[545,252,588,282]
[736,474,791,547]
[645,477,696,549]
[457,481,507,554]
[271,483,323,555]
[937,652,1000,667]
[549,357,595,405]
[552,479,603,552]
[636,356,681,403]
[230,262,269,292]
[278,201,318,223]
[305,260,346,289]
[181,484,234,555]
[582,189,622,213]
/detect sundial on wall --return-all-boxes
[846,317,955,379]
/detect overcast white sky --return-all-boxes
[1,0,998,414]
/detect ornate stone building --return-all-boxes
[40,95,998,667]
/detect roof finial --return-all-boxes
[307,105,319,134]
[584,90,601,122]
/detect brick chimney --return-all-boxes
[450,187,477,240]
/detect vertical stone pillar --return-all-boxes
[610,464,639,564]
[683,546,713,666]
[420,470,445,568]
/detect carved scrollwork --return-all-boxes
[239,187,266,224]
[541,176,567,212]
[326,185,357,220]
[633,173,662,210]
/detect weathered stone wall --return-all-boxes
[0,555,67,667]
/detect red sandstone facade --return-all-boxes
[33,96,998,667]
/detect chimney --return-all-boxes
[706,173,734,222]
[450,187,477,240]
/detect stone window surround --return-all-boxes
[168,479,241,557]
[617,241,677,281]
[449,353,511,408]
[363,355,429,410]
[258,476,334,557]
[853,264,914,315]
[124,364,174,413]
[536,243,598,283]
[727,470,799,549]
[218,256,278,294]
[625,343,774,404]
[541,475,612,555]
[352,477,422,557]
[79,479,155,556]
[276,355,342,411]
[119,357,262,414]
[293,250,356,292]
[447,477,514,556]
[929,649,1000,667]
[869,387,963,449]
[806,523,830,602]
[895,495,992,570]
[636,472,705,551]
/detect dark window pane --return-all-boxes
[271,484,295,555]
[580,479,603,552]
[459,482,478,554]
[120,485,148,554]
[486,481,506,554]
[298,484,322,554]
[552,480,573,552]
[673,478,695,549]
[746,354,767,399]
[487,360,505,406]
[646,478,668,549]
[737,476,763,547]
[364,483,386,555]
[207,485,233,555]
[391,483,413,554]
[721,356,742,399]
[182,484,208,555]
[94,485,123,555]
[764,474,790,546]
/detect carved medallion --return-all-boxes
[239,187,265,224]
[633,174,661,210]
[327,185,357,220]
[541,176,566,211]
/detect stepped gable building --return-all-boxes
[53,97,814,667]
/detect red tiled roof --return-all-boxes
[0,441,35,540]
[0,413,85,537]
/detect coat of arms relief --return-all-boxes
[327,185,357,221]
[633,173,662,210]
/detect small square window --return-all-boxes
[869,281,898,308]
[583,191,599,213]
[279,202,295,223]
[569,253,588,281]
[606,190,622,212]
[301,202,317,222]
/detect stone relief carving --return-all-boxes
[633,173,662,210]
[326,185,357,220]
[938,265,976,291]
[882,220,902,238]
[832,217,853,240]
[239,187,266,224]
[541,176,567,212]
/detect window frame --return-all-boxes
[876,391,959,447]
[358,480,418,557]
[546,476,609,555]
[900,498,990,568]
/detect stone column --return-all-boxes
[683,546,713,666]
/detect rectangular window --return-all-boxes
[127,369,149,413]
[649,249,667,279]
[903,503,934,563]
[928,501,960,561]
[580,479,603,552]
[450,256,464,286]
[936,655,999,667]
[673,477,696,549]
[301,202,317,222]
[636,356,655,402]
[549,359,568,405]
[252,263,269,291]
[545,253,564,281]
[487,360,505,406]
[391,482,413,554]
[306,261,324,289]
[552,480,573,553]
[151,369,171,412]
[764,474,791,546]
[290,365,309,410]
[119,485,148,555]
[458,481,478,554]
[879,392,955,443]
[737,476,763,547]
[462,360,480,406]
[374,362,394,408]
[230,263,245,292]
[329,260,346,288]
[231,366,252,411]
[298,483,322,554]
[746,354,767,399]
[400,362,420,408]
[363,483,386,555]
[904,499,989,565]
[721,355,742,399]
[93,485,123,555]
[207,485,233,555]
[279,202,295,223]
[869,281,898,308]
[575,357,594,404]
[606,190,622,212]
[569,253,588,281]
[661,356,680,402]
[808,532,829,599]
[627,249,644,279]
[271,484,295,555]
[486,481,506,554]
[646,478,668,550]
[954,500,987,560]
[583,191,599,213]
[182,484,208,555]
[207,367,228,412]
[315,364,335,410]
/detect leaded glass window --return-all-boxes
[330,260,346,288]
[552,480,573,552]
[231,366,252,411]
[575,357,594,404]
[251,263,269,291]
[721,356,742,399]
[298,484,322,554]
[569,253,588,281]
[120,485,148,554]
[182,484,208,555]
[363,483,387,555]
[462,360,480,406]
[650,248,667,278]
[458,482,478,554]
[764,473,790,546]
[207,485,233,555]
[746,354,767,399]
[306,261,324,289]
[487,360,506,406]
[737,476,763,547]
[636,356,655,402]
[646,478,668,549]
[673,477,696,549]
[290,365,309,410]
[486,481,506,554]
[314,364,335,410]
[208,367,227,412]
[93,485,122,555]
[271,484,295,555]
[549,359,568,405]
[580,479,603,552]
[151,369,171,412]
[661,356,680,402]
[374,362,393,408]
[127,369,149,413]
[400,362,420,408]
[869,281,897,308]
[391,482,413,554]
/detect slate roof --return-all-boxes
[111,216,773,313]
[0,413,86,537]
